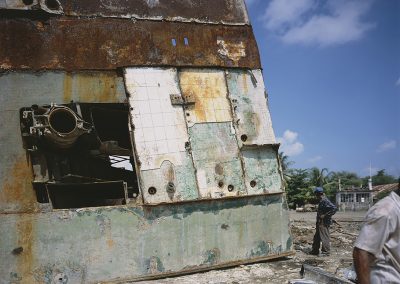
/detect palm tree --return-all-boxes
[278,152,293,186]
[278,152,293,172]
[308,167,330,187]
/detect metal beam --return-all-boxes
[0,18,261,70]
[58,0,249,25]
[300,264,354,284]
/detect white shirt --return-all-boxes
[354,192,400,283]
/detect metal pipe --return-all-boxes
[44,106,91,149]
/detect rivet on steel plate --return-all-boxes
[148,187,157,195]
[166,182,175,193]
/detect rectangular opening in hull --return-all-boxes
[47,181,127,209]
[20,102,140,208]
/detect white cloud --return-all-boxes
[261,0,315,30]
[282,129,298,143]
[377,140,397,153]
[262,0,375,47]
[307,156,322,163]
[277,130,304,156]
[396,77,400,86]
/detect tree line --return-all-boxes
[279,152,398,209]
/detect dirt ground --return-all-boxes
[137,211,366,284]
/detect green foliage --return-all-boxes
[278,151,398,208]
[374,190,391,202]
[361,169,397,186]
[278,152,293,172]
[278,152,294,188]
[323,171,363,201]
[285,168,314,208]
[308,167,329,187]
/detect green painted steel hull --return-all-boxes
[0,194,293,283]
[1,1,293,282]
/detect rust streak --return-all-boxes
[16,216,35,283]
[0,18,261,70]
[180,70,229,123]
[76,73,119,103]
[163,164,175,183]
[63,72,123,103]
[107,238,115,249]
[0,155,37,212]
[63,73,73,103]
[242,73,248,94]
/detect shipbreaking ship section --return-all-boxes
[0,1,293,283]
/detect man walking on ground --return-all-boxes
[353,182,400,284]
[310,187,337,256]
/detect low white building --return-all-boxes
[336,188,373,211]
[336,183,399,211]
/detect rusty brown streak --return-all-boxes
[63,72,124,103]
[0,155,38,213]
[0,18,261,70]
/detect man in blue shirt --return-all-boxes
[310,187,337,256]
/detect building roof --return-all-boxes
[372,183,399,197]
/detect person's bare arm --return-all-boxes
[353,247,375,284]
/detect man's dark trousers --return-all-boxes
[312,222,330,254]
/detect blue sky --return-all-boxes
[245,0,400,177]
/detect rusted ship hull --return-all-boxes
[0,1,293,282]
[1,194,292,283]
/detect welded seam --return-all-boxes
[121,67,145,205]
[176,67,201,200]
[223,69,248,196]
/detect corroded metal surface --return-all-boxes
[125,68,189,171]
[0,0,38,10]
[58,0,249,24]
[226,69,276,146]
[0,0,293,282]
[189,122,246,198]
[0,18,260,70]
[0,194,293,283]
[124,68,199,204]
[0,0,63,14]
[301,264,353,284]
[0,71,127,213]
[123,67,283,203]
[180,69,232,127]
[1,0,248,24]
[242,146,283,195]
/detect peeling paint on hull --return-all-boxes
[0,1,293,282]
[0,194,293,283]
[0,19,260,71]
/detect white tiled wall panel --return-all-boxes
[124,68,189,171]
